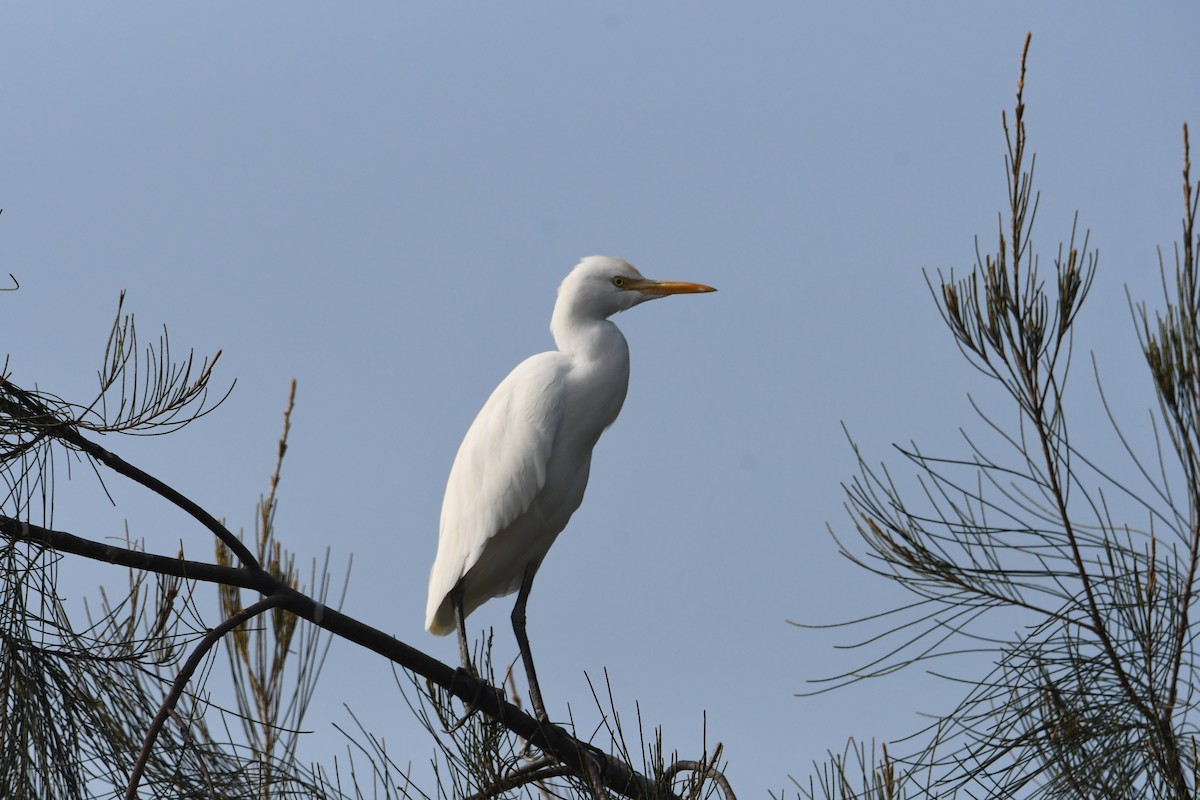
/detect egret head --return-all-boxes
[557,256,716,320]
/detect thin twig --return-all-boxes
[662,756,737,800]
[125,594,285,799]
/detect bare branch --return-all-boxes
[0,513,675,800]
[125,593,286,799]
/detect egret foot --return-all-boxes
[446,666,484,732]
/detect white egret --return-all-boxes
[425,255,715,721]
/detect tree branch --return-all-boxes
[125,594,285,799]
[0,377,262,572]
[0,514,674,800]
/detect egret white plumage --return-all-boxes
[425,255,715,721]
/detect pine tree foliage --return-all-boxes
[798,34,1200,800]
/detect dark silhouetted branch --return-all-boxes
[125,594,286,799]
[0,513,675,800]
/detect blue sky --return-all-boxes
[3,4,1199,796]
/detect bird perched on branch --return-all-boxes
[425,255,715,721]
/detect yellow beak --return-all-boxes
[626,278,717,296]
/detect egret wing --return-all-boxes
[425,352,567,633]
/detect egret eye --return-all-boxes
[611,276,627,288]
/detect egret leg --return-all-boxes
[512,563,548,723]
[447,584,484,733]
[452,585,472,672]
